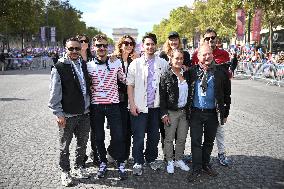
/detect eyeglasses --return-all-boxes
[95,44,108,48]
[67,47,81,51]
[80,39,89,43]
[123,41,134,46]
[204,36,216,41]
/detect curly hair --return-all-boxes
[162,38,182,57]
[114,35,136,58]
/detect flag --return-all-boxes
[236,9,246,41]
[252,9,262,42]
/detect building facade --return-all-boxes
[112,28,138,43]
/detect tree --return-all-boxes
[0,0,45,49]
[254,0,284,52]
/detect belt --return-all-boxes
[191,107,216,113]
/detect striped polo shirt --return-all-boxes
[87,59,126,104]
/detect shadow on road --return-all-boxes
[68,155,284,189]
[0,98,28,101]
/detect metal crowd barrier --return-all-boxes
[4,57,53,70]
[236,61,284,87]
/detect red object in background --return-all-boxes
[252,9,262,42]
[236,9,246,41]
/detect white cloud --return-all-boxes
[70,0,194,41]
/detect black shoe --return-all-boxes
[202,165,218,177]
[188,170,201,182]
[118,163,127,180]
[97,162,107,178]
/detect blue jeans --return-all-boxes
[130,108,160,164]
[90,104,125,163]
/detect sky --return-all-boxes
[69,0,194,41]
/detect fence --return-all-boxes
[235,61,284,87]
[3,57,54,70]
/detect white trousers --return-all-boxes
[215,125,225,154]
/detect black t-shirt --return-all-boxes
[159,50,191,67]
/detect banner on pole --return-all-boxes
[50,27,56,43]
[252,9,262,42]
[236,9,246,41]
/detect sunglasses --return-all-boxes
[95,44,108,48]
[204,36,216,41]
[67,47,81,51]
[123,41,134,46]
[80,39,89,43]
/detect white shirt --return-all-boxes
[127,55,169,113]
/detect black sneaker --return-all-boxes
[118,163,127,180]
[188,170,201,182]
[97,162,107,178]
[202,165,218,177]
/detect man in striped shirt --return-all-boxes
[86,34,127,180]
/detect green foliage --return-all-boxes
[0,0,108,47]
[151,0,284,45]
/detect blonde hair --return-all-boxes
[113,35,136,58]
[162,38,182,57]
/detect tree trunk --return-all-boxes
[269,21,273,52]
[21,32,24,51]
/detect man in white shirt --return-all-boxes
[127,33,168,176]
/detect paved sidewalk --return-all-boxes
[0,69,283,188]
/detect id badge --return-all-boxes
[201,91,206,97]
[100,92,107,97]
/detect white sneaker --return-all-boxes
[73,167,89,179]
[61,171,73,187]
[133,163,143,176]
[167,160,174,174]
[175,160,190,171]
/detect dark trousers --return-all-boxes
[130,108,160,164]
[107,101,132,160]
[119,101,132,160]
[90,108,99,161]
[59,114,90,172]
[190,110,219,171]
[90,104,125,163]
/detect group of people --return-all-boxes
[48,28,231,187]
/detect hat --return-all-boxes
[168,31,179,38]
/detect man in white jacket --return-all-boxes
[127,33,168,176]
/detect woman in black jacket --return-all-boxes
[159,49,190,174]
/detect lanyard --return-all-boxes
[71,60,86,94]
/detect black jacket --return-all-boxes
[159,68,191,117]
[187,64,231,123]
[117,56,132,102]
